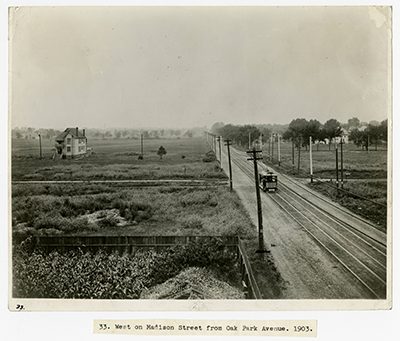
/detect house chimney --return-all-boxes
[83,129,85,137]
[76,127,79,136]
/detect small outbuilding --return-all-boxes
[55,127,87,158]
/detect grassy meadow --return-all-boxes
[12,184,254,239]
[265,141,387,179]
[12,137,226,180]
[262,141,388,229]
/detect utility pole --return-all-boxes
[309,136,313,183]
[271,134,274,163]
[213,134,217,153]
[340,136,344,188]
[297,137,301,173]
[216,136,222,169]
[140,133,144,159]
[224,139,233,191]
[268,136,271,161]
[248,131,251,150]
[292,138,295,173]
[277,134,281,166]
[247,148,267,253]
[335,142,339,191]
[38,133,42,159]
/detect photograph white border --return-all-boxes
[2,0,398,339]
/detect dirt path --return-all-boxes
[219,143,385,299]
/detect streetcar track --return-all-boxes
[267,193,382,299]
[268,163,385,233]
[277,185,387,261]
[228,147,386,299]
[277,183,387,251]
[231,147,386,247]
[273,192,386,285]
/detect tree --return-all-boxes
[259,126,272,143]
[238,125,260,147]
[283,119,309,173]
[367,125,379,150]
[347,117,361,130]
[284,118,308,147]
[307,120,321,140]
[217,124,260,147]
[323,119,342,150]
[211,122,225,134]
[349,129,365,149]
[380,119,388,143]
[157,146,167,159]
[349,128,371,151]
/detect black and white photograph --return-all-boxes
[7,5,392,311]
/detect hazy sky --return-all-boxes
[10,6,390,129]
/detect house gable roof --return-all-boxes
[55,128,86,142]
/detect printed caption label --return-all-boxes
[94,319,317,337]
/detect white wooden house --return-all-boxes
[55,127,87,158]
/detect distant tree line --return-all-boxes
[12,127,207,140]
[12,127,62,140]
[210,122,287,147]
[282,118,343,151]
[348,119,387,151]
[211,117,388,152]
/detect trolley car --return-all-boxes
[259,170,278,192]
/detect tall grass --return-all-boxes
[13,184,255,240]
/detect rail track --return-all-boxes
[228,147,387,299]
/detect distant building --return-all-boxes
[332,128,349,144]
[55,127,87,158]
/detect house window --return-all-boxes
[67,146,71,152]
[66,138,71,144]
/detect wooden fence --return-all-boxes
[32,235,238,253]
[237,239,262,299]
[30,234,261,299]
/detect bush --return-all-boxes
[202,151,216,162]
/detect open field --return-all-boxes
[261,141,388,228]
[308,181,388,230]
[11,137,286,299]
[12,137,226,180]
[265,141,387,179]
